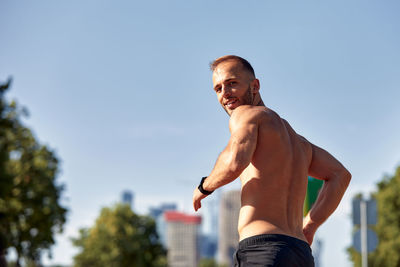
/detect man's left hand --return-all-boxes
[303,215,318,246]
[193,188,207,211]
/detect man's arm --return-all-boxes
[193,106,259,211]
[303,143,352,245]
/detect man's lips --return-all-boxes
[225,98,238,109]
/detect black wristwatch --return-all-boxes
[198,176,214,195]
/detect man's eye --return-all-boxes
[229,81,236,86]
[215,87,221,92]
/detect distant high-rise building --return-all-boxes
[200,234,217,259]
[164,211,202,267]
[312,238,323,267]
[149,203,177,219]
[121,190,134,209]
[149,203,177,247]
[200,196,219,259]
[217,190,241,266]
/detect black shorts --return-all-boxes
[233,234,315,267]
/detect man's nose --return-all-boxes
[222,86,232,98]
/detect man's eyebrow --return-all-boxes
[213,83,221,90]
[222,78,236,85]
[213,78,237,90]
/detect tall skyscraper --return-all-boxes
[149,203,177,247]
[149,203,177,219]
[121,190,134,209]
[312,238,323,267]
[200,234,217,259]
[164,211,202,267]
[200,195,220,259]
[217,190,241,266]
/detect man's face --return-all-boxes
[212,60,258,116]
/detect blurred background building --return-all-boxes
[200,234,217,259]
[164,211,202,267]
[121,190,134,209]
[149,203,177,247]
[312,238,323,267]
[217,190,241,266]
[199,193,220,260]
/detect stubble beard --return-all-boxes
[223,85,254,116]
[243,85,254,105]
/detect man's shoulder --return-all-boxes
[229,105,279,129]
[231,105,278,122]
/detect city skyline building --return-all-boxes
[200,234,217,259]
[121,190,134,209]
[312,238,323,267]
[149,203,177,247]
[200,193,221,259]
[149,203,177,219]
[217,190,241,266]
[164,211,202,267]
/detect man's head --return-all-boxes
[210,55,261,116]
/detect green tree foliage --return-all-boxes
[348,166,400,267]
[72,204,166,267]
[0,78,12,267]
[0,78,67,267]
[199,258,228,267]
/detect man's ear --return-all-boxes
[252,79,260,93]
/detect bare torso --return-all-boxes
[237,106,312,242]
[193,57,351,248]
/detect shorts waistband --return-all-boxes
[238,234,310,250]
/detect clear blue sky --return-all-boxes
[1,1,400,266]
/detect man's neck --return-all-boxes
[256,99,265,107]
[253,94,265,107]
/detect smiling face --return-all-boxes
[212,59,260,116]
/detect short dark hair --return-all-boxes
[210,55,255,77]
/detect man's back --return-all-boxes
[193,55,351,266]
[235,105,312,242]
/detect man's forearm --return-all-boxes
[304,170,351,228]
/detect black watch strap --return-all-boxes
[198,176,214,195]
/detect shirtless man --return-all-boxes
[192,55,351,266]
